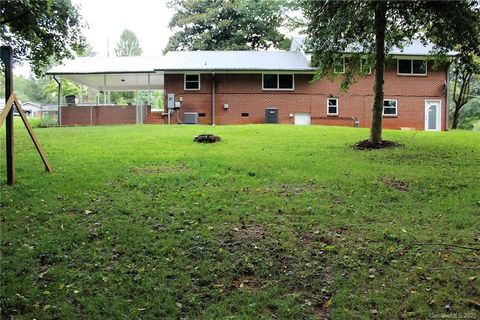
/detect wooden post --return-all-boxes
[1,46,15,185]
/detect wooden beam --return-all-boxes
[0,93,15,127]
[13,96,53,173]
[1,45,14,184]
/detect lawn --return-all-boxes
[1,123,479,319]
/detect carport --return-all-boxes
[46,56,165,125]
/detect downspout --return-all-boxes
[445,63,450,131]
[53,75,62,125]
[211,72,216,126]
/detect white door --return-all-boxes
[425,100,441,131]
[294,113,311,125]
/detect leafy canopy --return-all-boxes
[165,0,289,52]
[0,0,86,76]
[301,0,480,88]
[114,29,143,57]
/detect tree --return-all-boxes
[301,1,480,145]
[165,0,289,52]
[1,0,86,76]
[114,29,143,57]
[451,57,480,129]
[111,29,143,104]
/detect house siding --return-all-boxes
[163,61,447,130]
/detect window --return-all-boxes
[184,74,200,90]
[360,58,372,74]
[241,112,249,117]
[198,113,206,117]
[262,74,294,90]
[397,59,427,75]
[327,98,338,116]
[383,99,397,116]
[334,58,345,74]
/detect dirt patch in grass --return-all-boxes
[233,275,263,291]
[379,176,410,192]
[130,164,188,175]
[353,139,403,150]
[217,224,336,318]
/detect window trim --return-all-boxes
[184,73,201,91]
[262,73,295,91]
[360,58,372,75]
[333,57,346,74]
[383,99,398,117]
[327,97,339,116]
[397,59,427,76]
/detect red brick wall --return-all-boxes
[61,105,137,126]
[164,61,447,130]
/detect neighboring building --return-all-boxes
[21,102,43,118]
[47,39,452,131]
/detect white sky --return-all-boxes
[75,0,175,57]
[14,0,301,76]
[15,0,175,75]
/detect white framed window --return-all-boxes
[333,57,345,74]
[184,74,200,90]
[383,99,398,116]
[327,98,339,116]
[262,74,294,90]
[360,58,372,74]
[397,59,427,76]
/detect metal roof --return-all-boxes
[46,56,162,75]
[157,50,315,72]
[46,51,316,75]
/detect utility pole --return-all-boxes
[1,46,15,185]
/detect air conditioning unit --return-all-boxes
[184,112,199,124]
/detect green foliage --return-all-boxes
[1,0,86,76]
[1,124,479,318]
[114,29,143,57]
[450,57,480,129]
[44,78,81,99]
[452,98,480,130]
[165,0,289,52]
[12,75,54,104]
[138,91,164,108]
[301,1,480,89]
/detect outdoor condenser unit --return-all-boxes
[183,112,199,124]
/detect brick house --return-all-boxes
[47,39,450,131]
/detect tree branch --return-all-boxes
[0,10,30,25]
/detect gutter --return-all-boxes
[445,63,450,131]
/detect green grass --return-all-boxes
[1,123,479,319]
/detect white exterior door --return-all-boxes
[425,100,441,131]
[294,113,311,125]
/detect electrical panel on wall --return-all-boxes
[167,93,175,109]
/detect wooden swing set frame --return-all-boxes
[1,46,52,185]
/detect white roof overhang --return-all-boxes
[60,73,164,91]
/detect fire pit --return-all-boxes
[194,134,221,143]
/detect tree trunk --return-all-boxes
[451,106,460,129]
[369,1,387,144]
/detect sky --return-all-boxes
[14,0,301,76]
[75,0,175,57]
[14,0,175,75]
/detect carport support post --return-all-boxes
[1,46,15,185]
[53,75,62,126]
[147,73,151,106]
[103,74,107,104]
